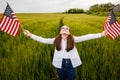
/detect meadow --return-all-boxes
[0,13,120,80]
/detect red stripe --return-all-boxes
[4,19,12,32]
[11,21,18,36]
[107,26,115,39]
[116,21,120,28]
[105,16,111,22]
[104,23,108,30]
[1,17,10,31]
[14,24,21,37]
[106,23,116,39]
[113,23,120,34]
[0,16,7,29]
[111,24,119,36]
[13,22,20,36]
[108,33,115,39]
[108,23,118,36]
[10,21,17,35]
[0,15,6,29]
[6,19,14,33]
[12,13,17,18]
[7,20,15,34]
[3,18,11,31]
[107,29,116,39]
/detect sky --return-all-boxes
[0,0,120,13]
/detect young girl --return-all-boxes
[23,25,107,80]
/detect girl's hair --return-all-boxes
[54,34,75,52]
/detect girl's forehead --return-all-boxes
[61,25,69,29]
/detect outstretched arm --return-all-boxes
[74,31,107,43]
[23,29,55,44]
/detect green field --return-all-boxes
[0,13,120,80]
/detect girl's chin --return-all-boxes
[61,33,70,35]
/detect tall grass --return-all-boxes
[0,13,120,80]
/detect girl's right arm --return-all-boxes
[23,29,55,44]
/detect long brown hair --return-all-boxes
[54,34,75,52]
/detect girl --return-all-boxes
[23,25,107,80]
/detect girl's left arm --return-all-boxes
[74,31,107,43]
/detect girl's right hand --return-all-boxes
[23,29,32,37]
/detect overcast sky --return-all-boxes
[0,0,120,13]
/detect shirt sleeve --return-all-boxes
[30,34,55,44]
[74,33,102,43]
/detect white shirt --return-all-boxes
[61,39,71,59]
[31,33,102,68]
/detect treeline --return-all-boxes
[65,8,84,14]
[65,3,119,16]
[87,3,114,14]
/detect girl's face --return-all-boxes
[60,25,70,35]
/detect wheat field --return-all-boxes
[0,13,120,80]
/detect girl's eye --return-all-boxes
[65,28,69,30]
[61,27,69,30]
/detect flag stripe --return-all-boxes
[111,24,119,36]
[14,24,21,37]
[0,16,6,26]
[0,16,7,29]
[4,19,12,32]
[10,21,17,35]
[113,23,120,34]
[116,22,120,28]
[13,22,19,36]
[7,20,15,34]
[1,17,9,31]
[6,19,13,33]
[3,18,11,31]
[106,23,116,39]
[108,24,118,36]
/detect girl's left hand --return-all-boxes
[101,30,108,37]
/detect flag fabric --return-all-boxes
[0,3,21,37]
[103,10,120,39]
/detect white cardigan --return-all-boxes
[31,33,102,68]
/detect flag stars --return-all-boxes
[4,5,14,19]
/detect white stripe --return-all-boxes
[7,20,15,34]
[12,22,19,36]
[111,24,119,36]
[108,23,118,36]
[116,22,120,28]
[108,32,115,39]
[106,23,116,39]
[13,23,20,36]
[107,24,115,39]
[0,16,7,28]
[4,19,12,32]
[114,23,120,34]
[10,21,17,35]
[1,17,9,31]
[113,23,120,35]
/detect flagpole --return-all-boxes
[21,25,25,31]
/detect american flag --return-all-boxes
[0,3,21,37]
[103,10,120,39]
